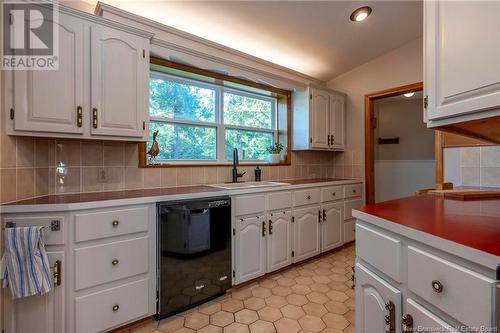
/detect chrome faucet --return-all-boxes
[232,148,246,183]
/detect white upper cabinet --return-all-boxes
[425,1,500,127]
[292,86,345,151]
[90,25,149,138]
[13,13,86,135]
[6,6,152,141]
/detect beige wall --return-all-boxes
[327,37,423,174]
[374,98,434,161]
[444,146,500,187]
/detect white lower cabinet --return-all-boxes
[3,251,66,333]
[321,202,343,252]
[267,211,293,273]
[404,298,458,333]
[356,263,402,333]
[293,206,321,262]
[234,215,267,284]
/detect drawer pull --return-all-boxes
[111,259,119,266]
[112,220,119,227]
[332,192,336,196]
[306,195,311,200]
[402,314,414,333]
[195,284,205,290]
[431,280,443,293]
[112,304,120,312]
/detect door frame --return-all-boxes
[364,82,424,204]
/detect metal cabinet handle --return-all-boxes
[327,134,331,145]
[112,304,120,312]
[318,210,322,223]
[306,195,311,200]
[331,134,335,143]
[52,260,62,287]
[402,314,414,333]
[322,209,326,221]
[385,301,395,333]
[112,259,119,266]
[262,221,266,237]
[431,280,443,293]
[112,220,119,227]
[92,108,98,129]
[269,220,273,235]
[332,192,336,196]
[76,106,83,128]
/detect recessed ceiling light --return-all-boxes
[404,92,415,98]
[350,6,372,22]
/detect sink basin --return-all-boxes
[210,181,290,190]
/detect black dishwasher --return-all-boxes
[155,197,231,319]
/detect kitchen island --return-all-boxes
[353,195,500,333]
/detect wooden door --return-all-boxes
[90,25,148,138]
[425,1,500,121]
[321,202,342,252]
[330,93,345,150]
[293,206,320,263]
[356,263,402,333]
[234,215,266,284]
[3,251,65,333]
[13,13,85,134]
[267,211,292,273]
[311,89,330,149]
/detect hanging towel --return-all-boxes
[2,226,52,299]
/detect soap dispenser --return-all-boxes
[254,166,262,182]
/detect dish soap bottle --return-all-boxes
[254,166,262,182]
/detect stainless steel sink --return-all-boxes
[210,181,290,190]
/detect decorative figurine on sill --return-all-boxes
[147,130,160,164]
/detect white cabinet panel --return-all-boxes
[344,198,363,220]
[343,220,355,243]
[234,215,266,283]
[234,195,266,216]
[3,251,65,333]
[13,13,85,134]
[90,25,147,138]
[404,298,458,333]
[268,192,292,211]
[356,263,402,333]
[330,93,345,150]
[321,202,342,252]
[293,206,320,262]
[294,188,321,207]
[311,88,330,149]
[267,211,292,273]
[425,1,500,121]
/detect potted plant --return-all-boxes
[267,143,284,164]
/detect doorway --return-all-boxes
[364,82,435,204]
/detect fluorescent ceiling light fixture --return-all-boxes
[350,6,372,22]
[404,92,415,98]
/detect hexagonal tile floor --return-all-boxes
[129,243,355,333]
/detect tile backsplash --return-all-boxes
[0,134,363,203]
[444,146,500,187]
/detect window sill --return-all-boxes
[140,162,291,168]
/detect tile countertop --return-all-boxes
[353,194,500,270]
[0,178,362,213]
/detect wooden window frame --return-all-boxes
[139,57,292,168]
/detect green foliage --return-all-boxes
[223,92,272,129]
[267,142,284,154]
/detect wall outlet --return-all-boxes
[98,169,108,183]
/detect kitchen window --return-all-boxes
[148,64,285,164]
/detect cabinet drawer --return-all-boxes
[407,246,495,329]
[2,216,66,245]
[406,298,458,332]
[344,198,363,220]
[75,278,149,333]
[268,191,292,211]
[343,220,355,243]
[234,194,265,216]
[75,236,148,290]
[321,186,344,202]
[74,206,149,242]
[356,223,401,282]
[344,183,362,198]
[293,188,320,206]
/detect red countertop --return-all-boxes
[358,195,500,257]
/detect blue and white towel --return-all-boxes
[2,226,52,299]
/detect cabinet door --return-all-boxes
[234,215,266,284]
[3,251,65,333]
[356,263,402,333]
[404,298,458,333]
[310,89,330,149]
[330,94,345,150]
[293,206,320,262]
[13,14,85,134]
[425,1,500,121]
[321,202,342,252]
[90,25,148,138]
[267,211,292,273]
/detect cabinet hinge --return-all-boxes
[424,96,428,109]
[292,251,295,257]
[143,121,146,130]
[143,49,146,58]
[10,108,14,120]
[232,228,235,236]
[232,270,235,278]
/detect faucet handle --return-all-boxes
[238,171,246,178]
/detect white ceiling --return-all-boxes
[78,0,423,81]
